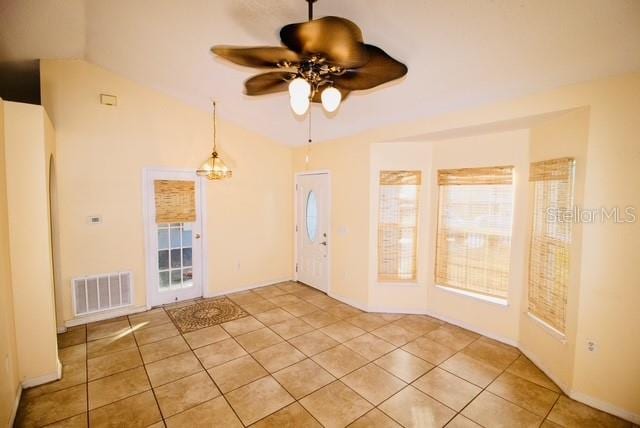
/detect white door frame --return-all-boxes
[142,167,208,308]
[294,170,332,294]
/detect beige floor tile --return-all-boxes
[546,395,631,428]
[487,371,559,416]
[312,345,369,378]
[461,337,520,370]
[139,335,190,364]
[348,408,402,428]
[221,316,265,336]
[241,300,277,315]
[89,390,161,428]
[236,327,283,353]
[392,315,442,335]
[154,371,220,418]
[371,323,421,346]
[165,396,242,428]
[506,355,561,392]
[133,322,179,345]
[289,330,340,356]
[86,333,137,358]
[253,285,288,299]
[225,376,294,425]
[270,317,315,340]
[208,355,268,393]
[304,295,341,310]
[462,391,543,427]
[16,384,87,427]
[268,294,304,306]
[402,337,457,365]
[145,351,203,387]
[58,343,86,363]
[194,337,247,368]
[44,412,88,427]
[254,308,295,325]
[252,342,306,372]
[129,310,171,330]
[57,327,86,349]
[321,321,366,343]
[445,414,483,427]
[23,359,86,399]
[342,363,407,405]
[281,301,319,317]
[88,366,150,410]
[273,359,336,399]
[440,352,502,387]
[425,324,480,351]
[228,290,267,304]
[87,319,131,341]
[343,333,396,360]
[413,367,481,411]
[326,303,363,319]
[275,281,306,293]
[374,348,434,383]
[88,348,142,380]
[182,325,230,349]
[301,310,340,328]
[379,385,456,428]
[540,419,563,427]
[300,381,373,428]
[291,287,324,300]
[252,402,321,428]
[346,313,390,332]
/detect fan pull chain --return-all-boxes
[305,107,312,169]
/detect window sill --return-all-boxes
[526,312,567,343]
[435,285,509,307]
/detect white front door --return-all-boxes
[144,169,204,306]
[296,173,330,292]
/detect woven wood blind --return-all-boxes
[154,180,196,224]
[435,166,514,298]
[528,158,575,333]
[378,171,421,282]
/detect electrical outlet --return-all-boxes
[587,340,597,352]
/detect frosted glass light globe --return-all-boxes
[321,86,341,112]
[290,94,310,115]
[288,78,311,99]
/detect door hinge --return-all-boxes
[295,263,298,273]
[296,184,299,191]
[295,225,298,232]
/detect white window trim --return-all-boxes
[436,284,509,307]
[527,311,567,343]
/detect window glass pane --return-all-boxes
[182,224,193,247]
[435,167,514,298]
[159,271,170,289]
[182,268,193,286]
[158,228,169,250]
[171,269,182,286]
[306,191,318,241]
[158,250,169,270]
[171,249,181,269]
[183,248,192,267]
[170,226,181,248]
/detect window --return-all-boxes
[378,171,421,282]
[157,223,193,290]
[528,157,575,334]
[435,166,514,298]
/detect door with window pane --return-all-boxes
[145,170,203,306]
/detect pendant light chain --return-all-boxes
[305,107,312,168]
[212,100,217,156]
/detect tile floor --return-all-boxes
[16,281,634,427]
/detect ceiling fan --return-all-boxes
[212,0,408,115]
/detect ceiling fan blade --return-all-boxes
[311,86,350,104]
[332,44,408,91]
[212,45,300,68]
[244,72,292,95]
[280,16,369,68]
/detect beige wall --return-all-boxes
[293,73,640,422]
[40,59,293,323]
[3,101,59,386]
[0,99,21,428]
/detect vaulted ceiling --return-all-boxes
[2,0,639,145]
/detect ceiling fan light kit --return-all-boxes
[211,0,408,116]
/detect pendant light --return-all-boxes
[197,101,232,180]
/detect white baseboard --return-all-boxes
[9,384,22,427]
[204,277,293,298]
[64,305,148,328]
[327,292,369,312]
[518,345,571,393]
[568,390,640,425]
[56,326,67,334]
[21,359,62,389]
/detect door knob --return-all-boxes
[194,233,201,239]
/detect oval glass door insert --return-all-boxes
[306,190,318,241]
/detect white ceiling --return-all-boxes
[2,0,640,146]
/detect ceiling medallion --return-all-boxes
[211,0,408,115]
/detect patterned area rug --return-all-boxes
[167,297,248,333]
